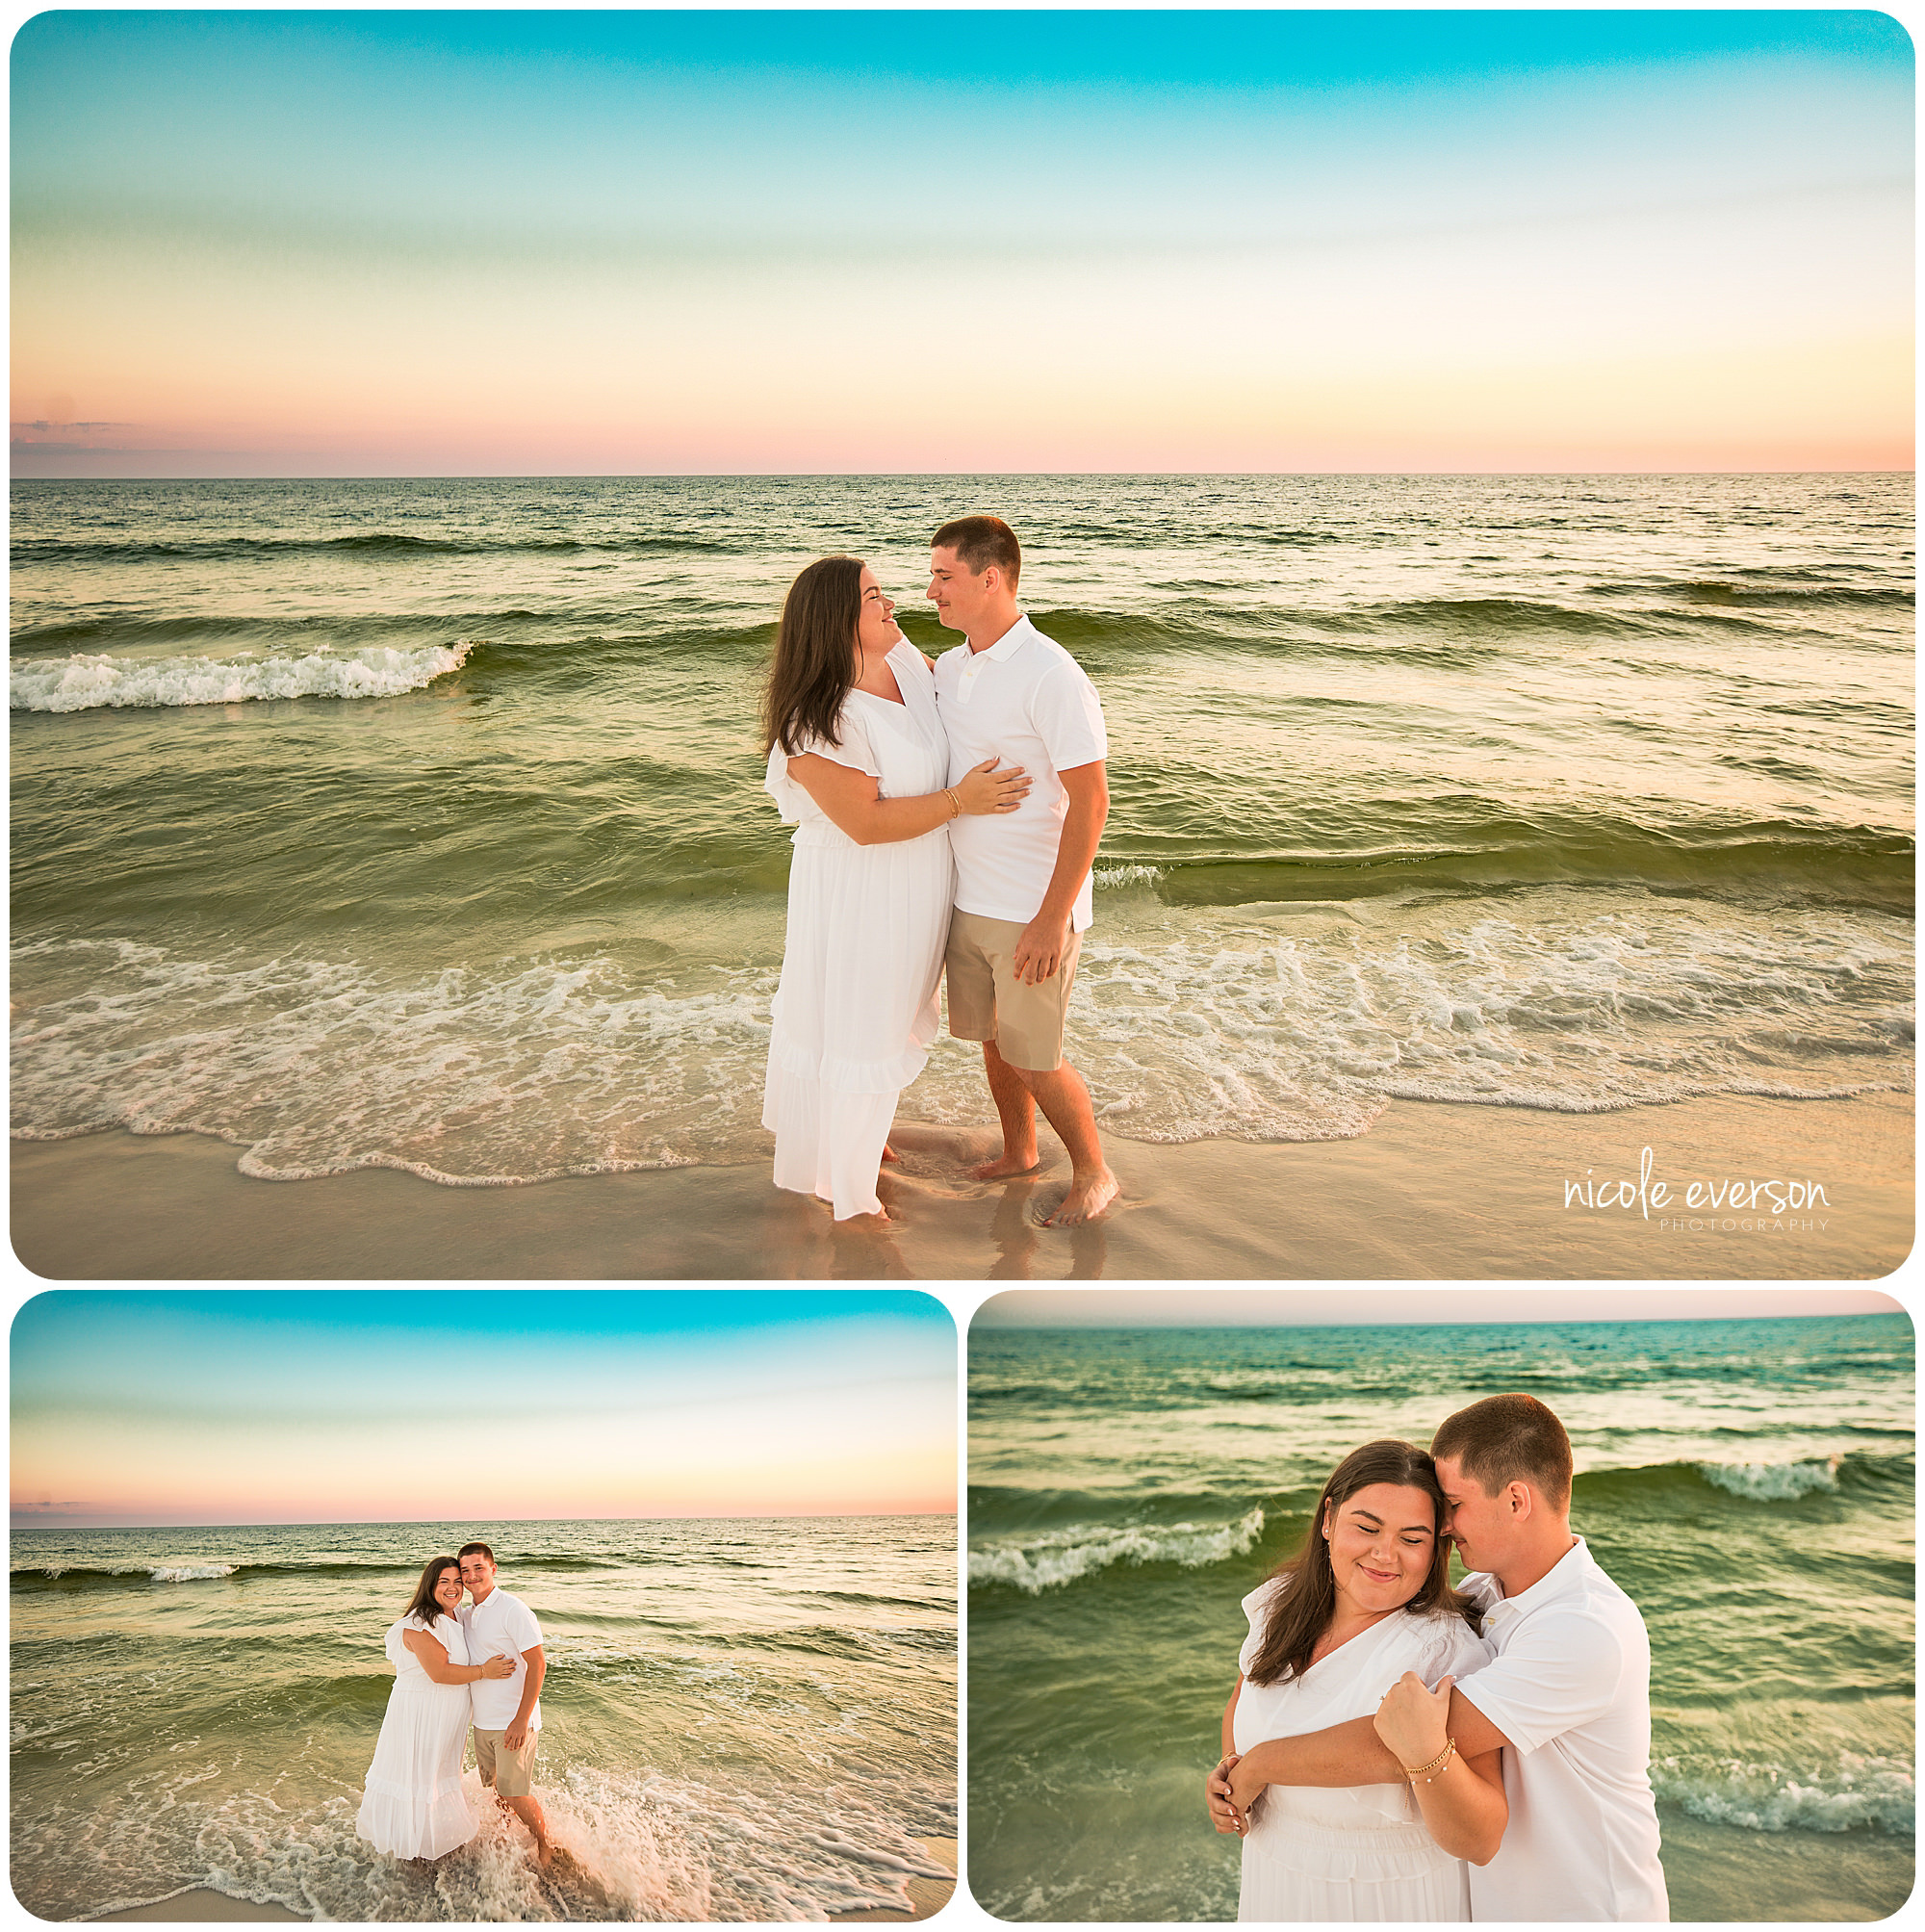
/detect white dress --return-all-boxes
[1235,1582,1494,1922]
[762,642,957,1220]
[355,1612,477,1861]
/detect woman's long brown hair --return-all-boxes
[762,554,864,756]
[401,1555,461,1627]
[1244,1439,1476,1687]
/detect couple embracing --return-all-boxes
[355,1541,552,1868]
[1210,1394,1669,1922]
[760,515,1118,1227]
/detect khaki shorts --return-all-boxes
[944,910,1082,1072]
[473,1726,540,1796]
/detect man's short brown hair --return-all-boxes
[932,514,1020,587]
[1432,1393,1574,1509]
[457,1540,496,1564]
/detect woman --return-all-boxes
[355,1556,515,1862]
[761,554,1027,1222]
[1213,1441,1503,1921]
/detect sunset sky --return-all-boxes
[972,1287,1909,1326]
[10,9,1912,477]
[10,1290,957,1526]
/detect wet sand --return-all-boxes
[834,1837,959,1921]
[13,1092,1910,1281]
[92,1893,306,1922]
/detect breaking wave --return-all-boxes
[11,641,478,712]
[1654,1751,1913,1835]
[1697,1456,1843,1502]
[968,1507,1267,1594]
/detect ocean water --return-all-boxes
[10,474,1913,1183]
[9,1514,956,1921]
[966,1313,1914,1922]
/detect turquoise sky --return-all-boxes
[11,1290,957,1524]
[11,11,1914,473]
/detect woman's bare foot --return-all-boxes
[1042,1166,1119,1225]
[972,1150,1042,1182]
[881,1144,901,1164]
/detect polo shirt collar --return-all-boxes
[1484,1534,1589,1623]
[975,614,1035,661]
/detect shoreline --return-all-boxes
[13,1091,1911,1281]
[85,1836,958,1923]
[12,1091,1911,1280]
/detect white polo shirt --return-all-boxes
[458,1586,544,1733]
[933,615,1109,932]
[1456,1537,1668,1922]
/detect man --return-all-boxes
[457,1540,552,1866]
[1208,1394,1669,1922]
[927,514,1118,1226]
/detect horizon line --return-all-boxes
[9,1507,959,1532]
[9,467,1915,483]
[972,1307,1906,1332]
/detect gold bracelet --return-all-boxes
[944,788,962,818]
[1401,1738,1457,1783]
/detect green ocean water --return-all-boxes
[11,474,1913,1182]
[967,1313,1914,1921]
[10,1514,956,1921]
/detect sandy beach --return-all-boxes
[12,1091,1909,1280]
[93,1893,307,1922]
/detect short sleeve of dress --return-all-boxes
[386,1615,432,1669]
[1413,1608,1495,1687]
[1238,1576,1288,1675]
[764,708,883,823]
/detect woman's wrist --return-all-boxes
[1399,1737,1457,1782]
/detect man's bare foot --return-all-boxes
[1043,1167,1119,1225]
[972,1150,1042,1182]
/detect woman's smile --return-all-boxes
[1322,1481,1439,1616]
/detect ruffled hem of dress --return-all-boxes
[362,1770,468,1805]
[355,1789,475,1861]
[767,1020,930,1096]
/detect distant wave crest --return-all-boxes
[11,640,477,712]
[1697,1456,1842,1502]
[12,531,733,563]
[10,1557,411,1591]
[13,1561,237,1585]
[968,1506,1266,1594]
[1654,1751,1913,1835]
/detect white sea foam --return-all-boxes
[63,1761,949,1922]
[1094,863,1165,888]
[1653,1752,1914,1834]
[968,1506,1266,1594]
[11,640,477,712]
[11,884,1912,1181]
[10,1561,237,1583]
[1699,1457,1842,1502]
[11,939,777,1184]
